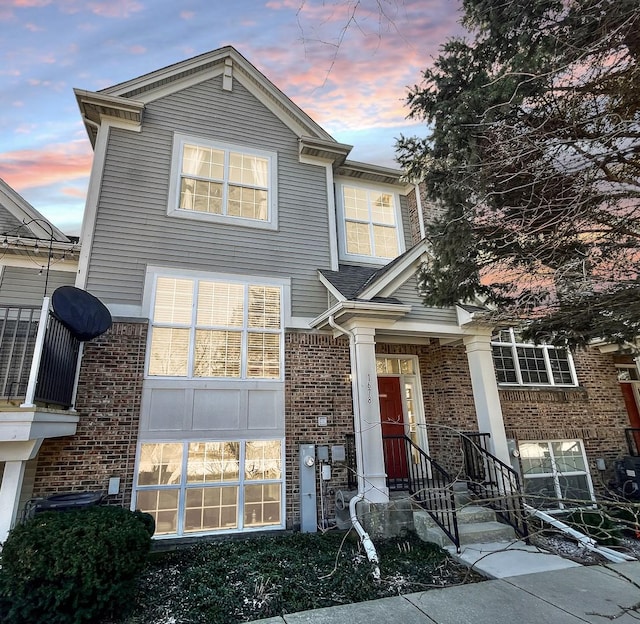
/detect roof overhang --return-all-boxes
[311,300,412,331]
[74,89,146,147]
[299,137,352,166]
[335,160,411,190]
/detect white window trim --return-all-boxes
[492,327,578,387]
[335,178,405,265]
[519,439,595,512]
[143,267,290,381]
[167,133,278,231]
[132,438,286,538]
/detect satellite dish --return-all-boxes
[51,286,112,342]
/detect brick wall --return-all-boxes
[500,348,631,491]
[284,331,353,530]
[32,321,147,507]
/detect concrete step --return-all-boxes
[414,510,516,547]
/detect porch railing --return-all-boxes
[0,299,80,409]
[0,305,40,400]
[624,428,640,457]
[384,434,460,550]
[345,433,357,490]
[461,434,529,540]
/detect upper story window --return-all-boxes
[148,274,283,380]
[168,134,278,230]
[491,328,578,387]
[337,182,404,263]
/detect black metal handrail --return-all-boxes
[345,433,357,490]
[624,428,640,457]
[461,434,529,540]
[0,305,40,400]
[383,434,460,550]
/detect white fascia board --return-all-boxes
[358,241,431,300]
[317,271,346,301]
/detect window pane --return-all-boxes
[245,440,282,480]
[228,186,268,220]
[228,152,269,187]
[154,277,193,324]
[370,192,395,225]
[523,476,558,509]
[346,221,371,255]
[247,333,280,378]
[400,359,414,374]
[557,475,591,504]
[187,441,240,483]
[248,286,280,329]
[149,327,190,376]
[138,443,183,485]
[244,483,281,527]
[548,349,573,384]
[492,345,517,383]
[372,225,398,259]
[551,441,587,472]
[343,186,368,220]
[519,442,553,475]
[184,486,238,532]
[197,282,244,327]
[136,489,179,535]
[517,346,549,384]
[194,330,241,377]
[180,178,223,214]
[182,144,224,179]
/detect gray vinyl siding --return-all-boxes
[0,266,75,307]
[393,276,459,325]
[86,74,332,319]
[0,207,23,234]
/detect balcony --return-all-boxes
[0,299,81,452]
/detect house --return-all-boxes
[1,46,638,544]
[0,178,79,539]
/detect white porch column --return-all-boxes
[0,462,28,545]
[463,334,510,465]
[349,326,389,503]
[0,439,42,545]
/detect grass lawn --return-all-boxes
[109,531,480,624]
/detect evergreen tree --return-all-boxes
[397,0,640,350]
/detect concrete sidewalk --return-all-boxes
[252,560,640,624]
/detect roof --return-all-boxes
[0,178,71,243]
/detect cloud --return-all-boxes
[13,0,52,6]
[180,10,194,19]
[14,123,37,134]
[61,186,86,198]
[24,21,44,31]
[0,141,92,191]
[87,0,143,18]
[129,44,146,54]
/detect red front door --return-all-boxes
[378,376,408,481]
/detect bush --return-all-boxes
[0,505,153,624]
[564,509,622,546]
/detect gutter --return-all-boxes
[328,314,380,580]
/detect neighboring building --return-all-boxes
[1,47,638,543]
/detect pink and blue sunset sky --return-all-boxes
[0,0,463,234]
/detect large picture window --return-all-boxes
[168,134,277,229]
[491,328,577,386]
[519,440,594,510]
[134,439,283,536]
[148,276,282,379]
[340,184,401,261]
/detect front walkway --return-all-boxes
[253,561,640,623]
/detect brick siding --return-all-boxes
[32,321,147,507]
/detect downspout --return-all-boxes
[524,504,636,564]
[328,315,380,579]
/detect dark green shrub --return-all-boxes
[564,509,622,546]
[0,505,153,624]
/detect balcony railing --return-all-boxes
[0,299,80,409]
